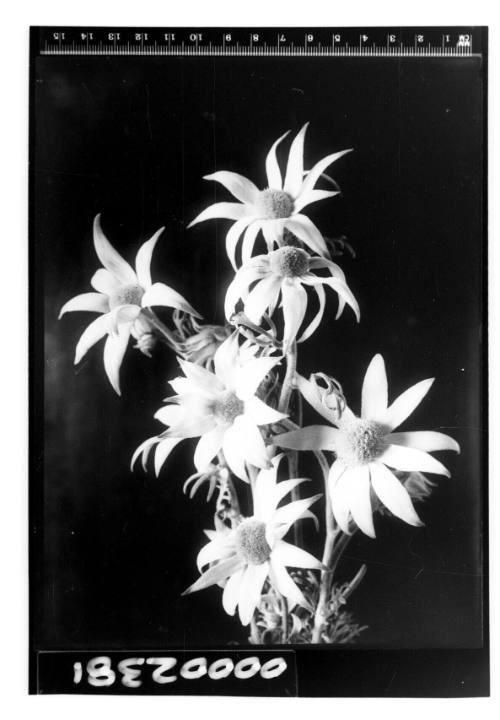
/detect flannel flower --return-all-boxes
[132,334,284,480]
[183,455,324,625]
[274,354,460,537]
[188,123,352,269]
[59,215,201,395]
[225,247,360,349]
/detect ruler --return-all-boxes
[33,27,484,58]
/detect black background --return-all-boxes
[34,53,485,654]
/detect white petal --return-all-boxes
[281,280,307,351]
[203,170,259,204]
[361,354,388,420]
[294,189,340,214]
[183,555,244,595]
[90,268,120,295]
[231,415,269,469]
[142,282,201,318]
[107,304,141,335]
[59,292,109,318]
[154,404,185,426]
[238,563,269,626]
[197,536,235,571]
[308,256,346,281]
[266,130,290,189]
[283,122,308,198]
[241,222,262,264]
[273,425,338,451]
[222,424,247,480]
[273,476,310,508]
[387,431,460,454]
[297,283,325,343]
[297,148,353,200]
[295,372,339,425]
[319,277,360,322]
[103,324,131,395]
[381,378,435,431]
[225,216,255,270]
[261,219,283,250]
[380,444,451,477]
[213,332,239,389]
[131,436,159,471]
[272,539,323,569]
[179,360,223,395]
[135,227,164,288]
[222,568,245,616]
[234,355,281,400]
[225,265,268,320]
[244,275,282,324]
[328,462,351,534]
[194,425,226,472]
[347,465,375,538]
[244,396,286,426]
[369,462,423,526]
[272,494,322,536]
[154,437,183,476]
[188,202,249,228]
[253,462,279,521]
[74,313,110,365]
[163,416,216,440]
[285,215,328,256]
[93,214,137,284]
[269,558,308,609]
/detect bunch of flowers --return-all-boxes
[60,124,459,643]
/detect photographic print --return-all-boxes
[30,26,488,696]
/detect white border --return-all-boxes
[1,0,497,717]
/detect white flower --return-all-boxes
[274,355,460,537]
[225,247,359,350]
[183,456,323,625]
[59,215,201,395]
[188,123,352,269]
[132,334,285,480]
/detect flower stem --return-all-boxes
[312,448,353,642]
[250,615,261,644]
[275,342,299,635]
[143,309,181,350]
[278,340,297,414]
[281,595,289,643]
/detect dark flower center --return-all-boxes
[213,391,244,425]
[255,189,294,220]
[269,246,309,278]
[108,283,144,309]
[235,518,271,565]
[335,419,386,466]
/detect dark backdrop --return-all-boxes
[34,54,485,650]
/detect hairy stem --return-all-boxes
[250,615,260,644]
[275,342,299,631]
[311,455,354,643]
[143,309,181,350]
[281,595,288,643]
[278,340,297,414]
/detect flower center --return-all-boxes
[108,283,144,309]
[255,189,293,220]
[235,518,271,565]
[335,419,386,466]
[213,391,244,425]
[269,246,309,278]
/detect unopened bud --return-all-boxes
[134,332,157,358]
